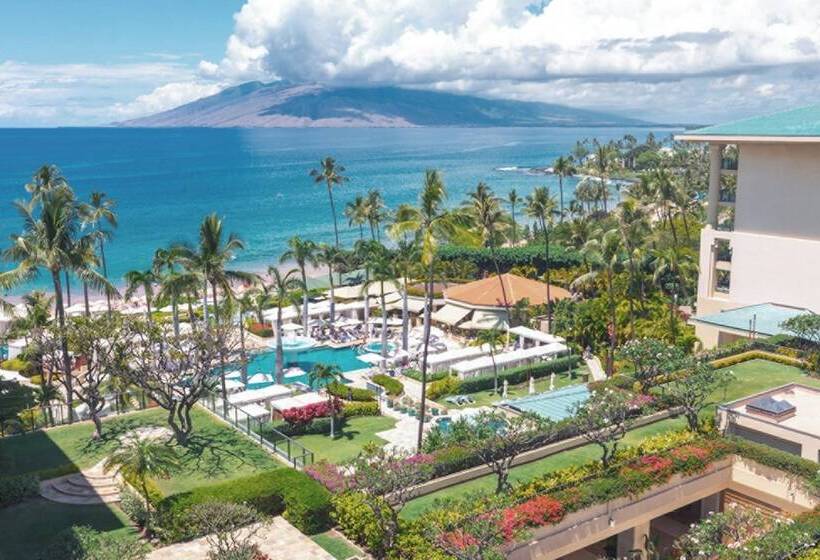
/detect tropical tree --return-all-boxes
[33,382,61,428]
[316,243,342,323]
[576,229,626,375]
[80,192,117,313]
[390,170,473,450]
[344,194,369,240]
[280,236,317,333]
[363,245,397,369]
[104,435,179,536]
[506,189,520,245]
[267,267,301,382]
[393,240,419,352]
[365,188,387,242]
[471,328,505,395]
[308,363,342,437]
[571,388,633,468]
[647,167,681,246]
[153,245,201,336]
[591,140,617,213]
[466,182,509,316]
[310,157,348,247]
[123,269,156,324]
[665,361,733,432]
[524,186,558,329]
[552,155,576,221]
[1,172,115,421]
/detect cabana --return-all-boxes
[425,345,489,373]
[239,403,271,420]
[270,392,326,413]
[451,342,569,379]
[508,326,566,348]
[228,384,292,406]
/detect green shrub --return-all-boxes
[327,381,375,402]
[343,401,380,417]
[429,445,480,476]
[247,322,273,338]
[0,473,39,508]
[261,417,336,437]
[119,485,149,527]
[331,491,387,554]
[156,469,331,542]
[727,437,820,485]
[437,244,581,274]
[38,525,150,560]
[709,350,804,370]
[0,358,32,374]
[371,374,403,397]
[457,355,580,394]
[402,369,449,383]
[427,375,462,400]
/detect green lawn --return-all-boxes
[292,415,396,463]
[0,498,136,559]
[0,406,279,495]
[311,531,361,560]
[402,358,820,520]
[456,368,585,407]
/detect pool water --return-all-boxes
[246,346,369,382]
[362,341,396,354]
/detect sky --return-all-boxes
[2,0,820,127]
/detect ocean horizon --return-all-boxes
[0,126,679,295]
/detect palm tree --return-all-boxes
[124,269,156,324]
[316,243,341,323]
[390,170,473,451]
[392,240,419,352]
[80,192,117,313]
[232,291,255,384]
[467,183,509,318]
[354,239,381,335]
[1,179,111,422]
[246,283,275,325]
[280,236,317,333]
[591,140,617,213]
[647,167,680,247]
[310,157,348,247]
[308,363,342,438]
[577,229,626,375]
[268,267,301,382]
[524,187,558,330]
[345,195,369,240]
[472,328,505,394]
[363,245,396,370]
[33,382,61,427]
[506,189,520,245]
[552,156,576,222]
[104,436,178,536]
[365,189,386,242]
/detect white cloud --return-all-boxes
[110,81,224,120]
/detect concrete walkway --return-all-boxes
[147,517,334,560]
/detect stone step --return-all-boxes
[53,482,121,498]
[40,482,121,505]
[65,474,119,491]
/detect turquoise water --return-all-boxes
[247,346,368,381]
[361,341,396,354]
[0,126,678,294]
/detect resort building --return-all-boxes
[431,273,569,331]
[677,105,820,348]
[717,383,820,462]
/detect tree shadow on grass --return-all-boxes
[174,425,275,479]
[332,428,362,442]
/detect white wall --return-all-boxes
[736,143,820,239]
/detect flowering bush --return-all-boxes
[281,399,341,428]
[304,461,349,493]
[499,495,564,540]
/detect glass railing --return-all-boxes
[719,189,736,203]
[202,393,314,468]
[721,158,738,171]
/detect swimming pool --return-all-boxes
[246,346,370,380]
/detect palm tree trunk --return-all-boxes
[99,239,111,314]
[301,269,309,332]
[275,306,284,383]
[380,283,388,371]
[239,313,248,384]
[558,175,565,222]
[51,270,73,423]
[606,271,617,376]
[401,277,409,352]
[511,204,517,245]
[362,268,370,340]
[64,270,72,307]
[328,266,336,323]
[416,258,435,452]
[187,297,196,332]
[489,243,511,324]
[542,217,553,332]
[172,297,180,337]
[202,277,210,324]
[83,283,90,317]
[328,183,340,247]
[211,281,229,415]
[491,349,498,394]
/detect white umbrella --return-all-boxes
[224,379,245,392]
[281,323,303,332]
[528,376,535,395]
[502,379,508,398]
[247,372,274,385]
[357,353,383,365]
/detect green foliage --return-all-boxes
[709,350,804,370]
[342,401,381,418]
[0,358,33,374]
[247,323,273,338]
[457,356,580,394]
[437,243,581,274]
[327,381,375,402]
[119,485,149,527]
[156,469,331,541]
[727,437,820,486]
[402,369,449,383]
[331,492,387,554]
[427,375,462,400]
[0,473,39,508]
[38,526,149,560]
[371,374,403,397]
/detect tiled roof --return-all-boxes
[445,273,570,308]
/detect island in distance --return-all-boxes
[115,81,653,128]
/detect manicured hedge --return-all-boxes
[155,469,331,541]
[248,322,273,338]
[0,473,39,508]
[402,369,449,383]
[371,374,403,397]
[342,401,381,417]
[437,244,581,274]
[709,350,804,370]
[457,355,581,394]
[327,381,375,402]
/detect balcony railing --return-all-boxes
[721,158,738,171]
[719,189,736,203]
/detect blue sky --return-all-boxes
[2,0,820,126]
[1,1,240,64]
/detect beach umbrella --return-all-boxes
[281,323,303,332]
[528,376,535,395]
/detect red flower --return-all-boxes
[441,529,478,550]
[634,454,673,475]
[498,495,565,540]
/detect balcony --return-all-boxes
[719,189,736,203]
[721,157,738,171]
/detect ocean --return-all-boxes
[0,126,678,294]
